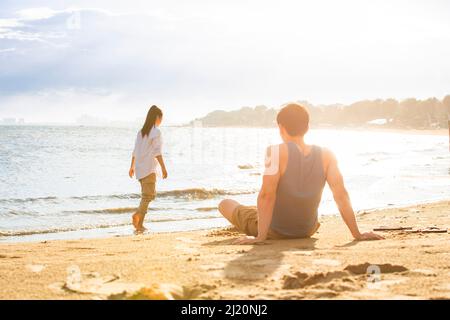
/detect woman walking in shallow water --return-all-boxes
[129,105,168,234]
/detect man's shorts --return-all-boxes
[231,205,287,240]
[231,205,319,240]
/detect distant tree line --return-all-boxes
[192,96,450,129]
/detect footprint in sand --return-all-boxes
[344,263,408,274]
[283,262,409,295]
[175,244,198,254]
[434,283,450,293]
[50,271,143,297]
[224,267,268,281]
[0,254,21,259]
[225,261,291,281]
[175,237,197,243]
[199,259,290,281]
[26,264,46,273]
[313,259,342,267]
[288,249,313,256]
[374,278,407,287]
[268,264,292,281]
[199,263,227,279]
[175,237,200,254]
[200,262,227,271]
[248,259,279,266]
[410,269,437,277]
[283,270,351,290]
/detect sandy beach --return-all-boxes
[0,200,449,300]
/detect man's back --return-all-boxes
[270,142,327,237]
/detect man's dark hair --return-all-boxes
[276,103,310,136]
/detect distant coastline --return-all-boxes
[1,121,447,136]
[189,96,450,132]
[183,122,449,136]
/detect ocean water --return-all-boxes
[0,125,449,242]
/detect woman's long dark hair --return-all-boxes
[141,105,163,137]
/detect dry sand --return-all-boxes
[0,200,449,300]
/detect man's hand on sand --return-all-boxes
[355,232,384,241]
[233,236,266,245]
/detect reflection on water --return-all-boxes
[0,125,449,242]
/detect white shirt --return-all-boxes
[132,126,163,180]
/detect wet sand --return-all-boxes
[0,200,449,300]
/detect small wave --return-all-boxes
[196,207,218,212]
[73,207,171,214]
[0,188,256,204]
[238,164,254,170]
[0,196,58,204]
[72,194,140,200]
[151,214,220,223]
[76,207,138,214]
[0,223,130,237]
[74,206,219,214]
[357,151,390,157]
[1,206,220,217]
[0,215,222,237]
[158,188,254,200]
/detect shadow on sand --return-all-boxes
[203,237,317,283]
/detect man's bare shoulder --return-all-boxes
[319,147,337,172]
[321,147,334,159]
[265,143,288,156]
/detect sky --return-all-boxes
[0,0,450,124]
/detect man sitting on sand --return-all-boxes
[219,103,384,244]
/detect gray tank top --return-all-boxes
[270,142,326,238]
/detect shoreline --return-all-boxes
[0,199,449,299]
[2,123,448,136]
[2,196,450,244]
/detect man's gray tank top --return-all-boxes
[270,142,326,238]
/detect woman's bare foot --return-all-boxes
[138,226,147,233]
[133,226,147,235]
[137,216,147,232]
[132,213,140,230]
[137,221,147,231]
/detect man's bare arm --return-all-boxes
[256,168,280,240]
[234,145,282,244]
[325,150,384,241]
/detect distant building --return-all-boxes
[76,114,105,126]
[1,118,17,125]
[367,118,390,126]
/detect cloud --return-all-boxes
[0,18,23,29]
[0,47,15,53]
[16,7,59,20]
[0,88,130,122]
[0,1,450,124]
